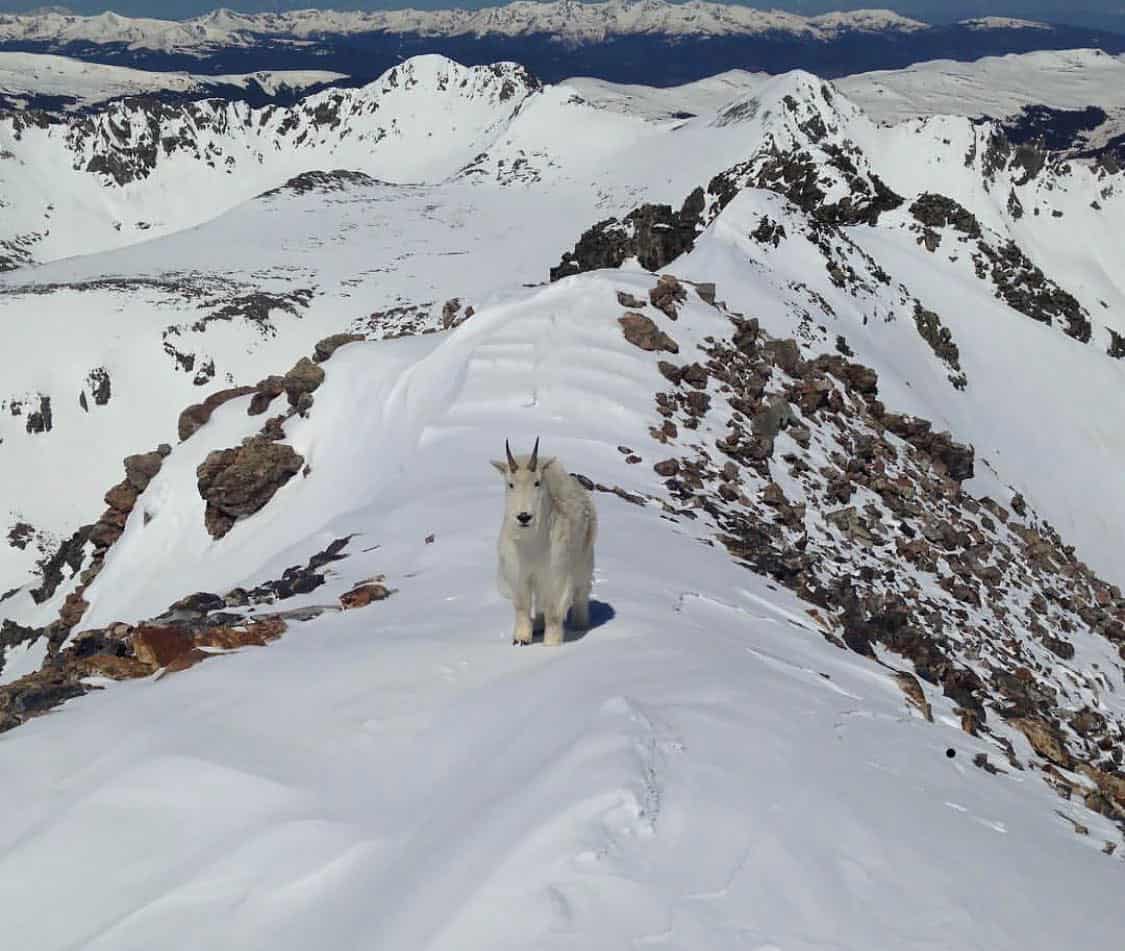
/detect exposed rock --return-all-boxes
[909,193,982,237]
[25,395,52,434]
[649,274,688,320]
[895,671,934,722]
[124,450,165,491]
[283,357,325,407]
[619,313,679,354]
[314,333,364,362]
[913,304,966,389]
[178,385,256,441]
[196,437,304,539]
[1010,717,1073,769]
[340,582,392,610]
[551,188,704,281]
[7,522,34,550]
[764,339,801,375]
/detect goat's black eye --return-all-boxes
[508,482,514,489]
[534,481,540,487]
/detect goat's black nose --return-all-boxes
[516,512,533,525]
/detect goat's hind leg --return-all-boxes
[543,584,572,647]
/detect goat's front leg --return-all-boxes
[512,583,533,646]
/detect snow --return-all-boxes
[839,49,1125,123]
[960,17,1052,32]
[3,50,1125,948]
[563,69,769,120]
[0,51,346,110]
[0,2,932,51]
[3,269,1124,949]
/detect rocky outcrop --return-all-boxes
[619,313,679,353]
[972,238,1091,343]
[910,193,982,238]
[550,188,704,281]
[282,356,325,408]
[25,395,51,434]
[197,436,304,539]
[340,581,392,609]
[314,332,365,362]
[178,385,256,441]
[913,304,966,390]
[1,536,393,734]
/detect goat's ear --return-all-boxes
[490,459,509,477]
[538,456,558,473]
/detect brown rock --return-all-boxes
[178,386,256,441]
[196,437,305,539]
[284,357,326,407]
[195,617,287,650]
[59,592,89,630]
[616,291,646,309]
[104,480,139,512]
[649,274,687,319]
[681,363,709,389]
[124,451,165,491]
[340,583,392,610]
[76,653,156,680]
[314,333,365,362]
[619,313,679,353]
[654,459,680,477]
[158,648,213,677]
[764,339,801,374]
[657,361,683,385]
[895,671,934,722]
[761,482,788,507]
[132,625,194,668]
[1010,717,1072,768]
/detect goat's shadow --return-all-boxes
[528,599,616,645]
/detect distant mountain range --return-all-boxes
[2,2,1124,85]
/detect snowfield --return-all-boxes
[2,48,1125,950]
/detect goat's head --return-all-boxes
[491,437,556,530]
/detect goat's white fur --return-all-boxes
[491,443,597,646]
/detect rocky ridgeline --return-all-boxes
[2,61,541,189]
[0,535,394,734]
[612,273,1125,846]
[907,192,1093,345]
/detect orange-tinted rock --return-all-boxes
[132,625,193,668]
[340,583,391,610]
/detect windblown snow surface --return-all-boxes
[2,52,1125,948]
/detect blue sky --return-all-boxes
[1,1,1122,31]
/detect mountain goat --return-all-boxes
[491,438,597,646]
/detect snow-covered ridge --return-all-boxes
[0,51,346,111]
[838,48,1125,123]
[0,2,931,51]
[961,16,1052,32]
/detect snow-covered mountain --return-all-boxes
[2,3,1123,85]
[0,50,348,111]
[2,50,1125,947]
[0,3,932,49]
